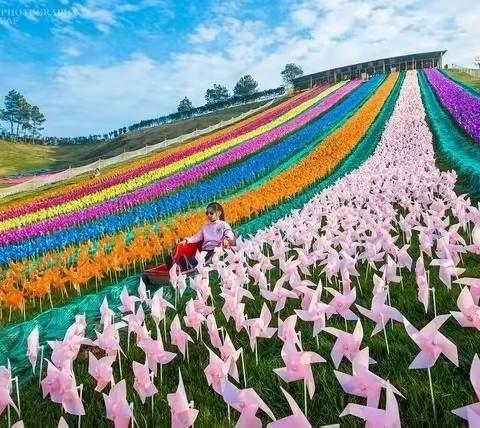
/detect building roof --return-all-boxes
[292,50,447,86]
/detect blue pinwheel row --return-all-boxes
[0,75,385,265]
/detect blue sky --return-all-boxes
[0,0,478,137]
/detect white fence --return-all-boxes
[0,99,277,199]
[450,65,480,79]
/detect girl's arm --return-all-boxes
[185,227,204,244]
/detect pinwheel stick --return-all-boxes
[427,367,437,421]
[381,314,390,354]
[227,404,231,425]
[163,318,167,342]
[304,379,308,417]
[255,342,258,366]
[118,350,123,379]
[14,376,20,417]
[430,288,437,317]
[130,402,135,428]
[38,346,44,387]
[78,384,83,428]
[241,348,247,387]
[151,395,154,419]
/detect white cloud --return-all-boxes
[63,46,81,56]
[188,25,220,44]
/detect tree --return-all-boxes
[177,96,194,113]
[233,75,258,96]
[205,84,230,104]
[2,89,24,136]
[281,63,303,85]
[18,98,32,137]
[30,105,46,138]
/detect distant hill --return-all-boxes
[0,99,276,182]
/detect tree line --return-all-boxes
[0,63,303,145]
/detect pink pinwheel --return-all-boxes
[266,386,310,428]
[118,286,139,314]
[277,314,301,347]
[41,361,85,415]
[244,303,277,351]
[340,381,401,428]
[325,287,358,321]
[403,315,458,369]
[221,379,276,428]
[138,333,176,376]
[206,314,223,350]
[466,226,480,255]
[193,296,214,318]
[122,305,145,337]
[219,333,242,382]
[334,348,403,407]
[0,366,19,417]
[88,352,115,392]
[454,278,480,304]
[273,341,325,398]
[183,299,205,334]
[133,359,158,404]
[380,256,401,284]
[137,277,150,305]
[260,279,298,313]
[323,321,370,369]
[49,333,88,369]
[451,287,480,330]
[356,290,403,335]
[100,297,114,327]
[103,380,133,428]
[248,263,268,289]
[58,416,68,428]
[170,314,194,358]
[415,254,430,311]
[167,370,199,428]
[93,322,126,357]
[204,347,231,394]
[296,285,329,336]
[150,288,174,327]
[430,258,465,289]
[452,354,480,424]
[26,326,39,372]
[396,245,412,271]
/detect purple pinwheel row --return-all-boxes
[425,69,480,143]
[0,84,329,222]
[0,81,362,246]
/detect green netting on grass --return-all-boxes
[0,275,193,385]
[419,71,480,199]
[237,72,405,236]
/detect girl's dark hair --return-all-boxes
[207,201,225,220]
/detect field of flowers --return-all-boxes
[0,69,479,427]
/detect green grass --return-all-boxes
[2,230,479,427]
[443,70,480,92]
[0,140,55,180]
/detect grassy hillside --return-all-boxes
[0,99,275,182]
[443,69,480,91]
[0,140,55,183]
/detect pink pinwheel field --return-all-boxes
[0,70,480,428]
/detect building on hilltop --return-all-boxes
[292,50,446,90]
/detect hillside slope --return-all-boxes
[0,99,275,180]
